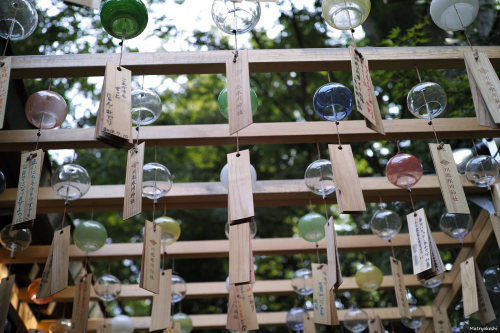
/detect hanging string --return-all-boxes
[395,140,401,154]
[134,75,146,149]
[453,5,477,59]
[34,113,44,151]
[342,0,356,47]
[236,131,240,156]
[232,1,239,63]
[308,199,313,213]
[408,188,417,216]
[118,29,126,69]
[316,142,321,160]
[1,0,19,58]
[152,145,158,223]
[315,242,320,264]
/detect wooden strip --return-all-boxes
[368,316,384,333]
[426,220,445,278]
[71,273,92,333]
[491,182,500,212]
[233,284,259,331]
[123,142,145,220]
[229,223,251,284]
[96,320,112,333]
[407,208,432,275]
[63,0,101,9]
[139,220,161,294]
[432,306,452,333]
[490,214,500,248]
[226,49,252,134]
[2,231,474,264]
[0,275,15,332]
[474,263,495,325]
[464,50,500,123]
[0,175,487,214]
[429,143,470,214]
[227,150,254,223]
[37,226,70,298]
[325,217,342,289]
[460,257,478,317]
[0,57,11,129]
[1,118,499,152]
[466,60,498,128]
[9,46,500,80]
[302,312,315,333]
[312,263,337,325]
[226,287,240,330]
[389,256,410,319]
[150,269,172,331]
[329,144,366,213]
[12,149,44,227]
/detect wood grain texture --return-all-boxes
[312,263,337,325]
[227,150,254,223]
[0,56,11,129]
[0,275,15,332]
[226,50,252,134]
[490,214,500,249]
[329,144,366,213]
[432,306,452,333]
[233,284,259,330]
[429,143,470,214]
[460,257,478,317]
[389,257,410,319]
[474,263,495,325]
[150,269,172,331]
[325,217,342,290]
[228,223,251,284]
[407,209,432,275]
[466,60,499,128]
[139,220,161,294]
[71,273,92,333]
[123,143,145,220]
[302,312,315,333]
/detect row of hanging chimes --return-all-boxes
[225,48,258,331]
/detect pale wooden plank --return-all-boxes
[150,269,172,331]
[0,56,11,129]
[227,150,254,223]
[226,50,252,134]
[461,257,478,317]
[139,220,161,294]
[228,223,251,284]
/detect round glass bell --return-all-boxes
[465,155,500,188]
[49,319,72,333]
[439,212,473,239]
[51,164,91,201]
[28,278,55,305]
[453,148,473,174]
[154,216,181,246]
[0,0,38,40]
[313,83,353,122]
[401,306,426,330]
[142,162,173,200]
[370,203,402,240]
[211,0,261,35]
[321,0,370,30]
[355,262,383,292]
[172,312,193,333]
[291,268,313,296]
[225,220,257,239]
[298,212,327,243]
[407,82,447,120]
[304,159,336,197]
[110,315,134,333]
[343,306,369,333]
[100,0,148,39]
[94,274,122,301]
[25,90,68,129]
[218,88,258,119]
[430,0,479,31]
[0,224,31,253]
[286,307,306,331]
[483,265,500,293]
[419,272,445,289]
[131,89,162,126]
[73,220,107,253]
[220,163,257,189]
[171,274,187,303]
[0,170,6,195]
[386,153,423,189]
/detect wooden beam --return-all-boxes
[9,46,500,79]
[0,176,486,213]
[0,118,499,152]
[37,306,433,331]
[0,231,471,264]
[18,274,453,302]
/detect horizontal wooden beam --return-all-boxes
[0,118,499,152]
[0,231,470,264]
[18,274,453,302]
[37,306,433,331]
[0,176,486,213]
[9,46,500,79]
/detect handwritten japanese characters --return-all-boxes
[140,220,161,293]
[71,273,92,333]
[123,142,145,220]
[0,57,11,129]
[226,49,252,134]
[312,263,338,325]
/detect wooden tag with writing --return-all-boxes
[96,320,112,333]
[325,217,342,290]
[474,263,496,324]
[71,273,92,333]
[95,61,132,148]
[123,142,145,220]
[302,312,316,333]
[0,57,11,129]
[233,284,259,331]
[227,149,254,224]
[37,226,70,298]
[461,257,478,317]
[312,263,338,325]
[64,0,101,9]
[226,287,241,330]
[226,49,252,135]
[464,50,500,123]
[0,275,15,332]
[328,144,366,213]
[432,306,452,333]
[229,222,251,284]
[429,143,470,214]
[140,220,161,294]
[490,214,500,249]
[348,46,385,135]
[407,209,433,275]
[426,220,445,277]
[150,269,172,332]
[390,256,410,319]
[368,316,384,333]
[12,149,44,228]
